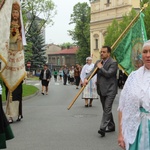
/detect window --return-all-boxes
[95,39,99,50]
[57,58,60,65]
[107,0,110,3]
[105,0,111,5]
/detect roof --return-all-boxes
[49,47,78,55]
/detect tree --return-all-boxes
[104,19,120,46]
[25,21,46,70]
[105,9,137,47]
[141,0,150,39]
[22,0,56,67]
[69,2,90,64]
[22,0,56,35]
[59,42,73,49]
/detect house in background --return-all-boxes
[45,44,61,63]
[48,46,78,69]
[90,0,140,62]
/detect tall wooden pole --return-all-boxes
[67,3,149,110]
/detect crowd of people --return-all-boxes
[49,64,82,88]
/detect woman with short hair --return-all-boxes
[80,57,98,107]
[39,64,51,95]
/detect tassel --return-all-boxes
[9,91,13,103]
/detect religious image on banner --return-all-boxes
[112,13,147,75]
[10,2,23,51]
[1,0,26,93]
[131,40,143,69]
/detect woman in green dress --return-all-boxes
[0,84,14,149]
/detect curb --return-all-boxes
[2,89,40,105]
[23,89,40,101]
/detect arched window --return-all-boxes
[94,34,99,50]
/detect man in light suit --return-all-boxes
[84,46,118,137]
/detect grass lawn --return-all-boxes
[2,84,39,101]
[28,76,39,81]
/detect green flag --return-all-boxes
[112,13,147,75]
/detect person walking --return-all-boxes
[53,68,58,82]
[63,65,69,85]
[0,84,14,149]
[58,68,63,81]
[84,46,118,137]
[80,57,98,107]
[74,64,81,89]
[118,40,150,150]
[39,64,51,95]
[69,66,74,85]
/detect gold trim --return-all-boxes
[1,72,26,92]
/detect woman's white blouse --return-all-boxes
[118,66,150,150]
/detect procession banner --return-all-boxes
[0,0,13,71]
[1,0,26,92]
[112,13,147,75]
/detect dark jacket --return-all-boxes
[39,69,51,80]
[86,57,118,96]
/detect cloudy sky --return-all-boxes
[45,0,90,45]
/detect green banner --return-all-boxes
[112,13,147,75]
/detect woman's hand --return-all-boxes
[83,79,88,86]
[118,134,125,149]
[17,35,22,41]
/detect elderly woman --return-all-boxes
[0,84,14,149]
[118,40,150,150]
[80,57,98,107]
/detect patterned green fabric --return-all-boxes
[129,108,150,150]
[0,126,14,149]
[112,13,147,75]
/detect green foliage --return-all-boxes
[69,2,90,65]
[25,21,46,70]
[24,42,33,63]
[140,0,150,7]
[141,0,150,39]
[22,0,56,34]
[22,0,56,67]
[105,19,120,46]
[59,42,73,49]
[104,9,137,47]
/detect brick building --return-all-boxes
[48,46,78,69]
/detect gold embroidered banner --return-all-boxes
[0,0,26,92]
[0,0,13,71]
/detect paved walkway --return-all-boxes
[6,79,122,150]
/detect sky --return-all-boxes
[45,0,90,45]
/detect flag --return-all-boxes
[112,13,147,75]
[0,0,26,93]
[0,0,13,71]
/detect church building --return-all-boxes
[90,0,140,62]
